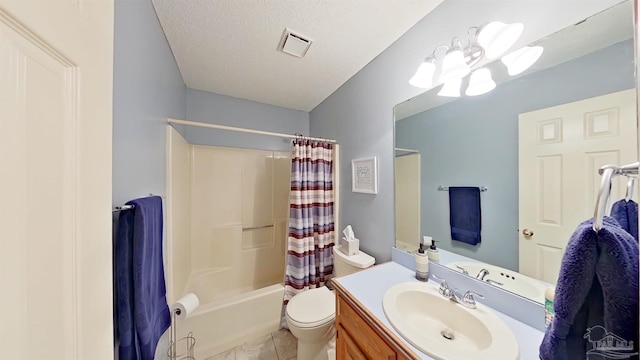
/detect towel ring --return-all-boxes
[625,177,637,202]
[593,167,615,231]
[593,162,640,231]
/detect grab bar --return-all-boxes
[242,225,274,231]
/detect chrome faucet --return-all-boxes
[476,268,490,281]
[475,269,504,286]
[433,275,484,309]
[455,265,469,275]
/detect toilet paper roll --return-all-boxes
[172,293,199,320]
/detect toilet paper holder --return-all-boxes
[168,293,199,359]
[167,308,196,360]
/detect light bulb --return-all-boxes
[437,78,462,97]
[501,46,544,76]
[465,68,496,96]
[439,45,471,83]
[409,58,436,88]
[477,21,524,59]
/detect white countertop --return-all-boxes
[333,261,544,360]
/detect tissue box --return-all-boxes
[340,236,360,256]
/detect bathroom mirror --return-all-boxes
[394,0,636,303]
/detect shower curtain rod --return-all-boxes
[395,147,419,153]
[167,118,337,143]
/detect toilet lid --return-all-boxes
[286,287,335,327]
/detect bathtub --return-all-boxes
[173,281,284,358]
[185,266,284,304]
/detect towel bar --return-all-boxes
[113,194,165,212]
[113,204,134,211]
[438,186,488,192]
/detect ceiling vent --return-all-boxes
[279,28,312,58]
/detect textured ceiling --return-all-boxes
[151,0,443,112]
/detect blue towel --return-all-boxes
[611,199,638,242]
[448,187,481,245]
[115,207,136,360]
[115,196,170,360]
[539,217,639,360]
[112,212,121,348]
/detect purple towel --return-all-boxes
[116,196,170,360]
[539,217,638,360]
[448,187,482,245]
[611,199,638,242]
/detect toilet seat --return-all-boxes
[286,287,335,328]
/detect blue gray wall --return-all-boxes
[113,1,310,205]
[396,41,635,271]
[308,0,626,263]
[186,89,309,152]
[113,0,186,206]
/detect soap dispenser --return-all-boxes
[415,241,429,282]
[426,237,440,263]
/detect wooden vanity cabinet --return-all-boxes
[337,323,369,360]
[334,284,418,360]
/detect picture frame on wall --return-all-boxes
[352,156,378,194]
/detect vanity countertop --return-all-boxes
[333,261,544,360]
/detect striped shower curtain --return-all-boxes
[283,139,335,306]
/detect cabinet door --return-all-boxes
[337,296,396,359]
[337,324,368,360]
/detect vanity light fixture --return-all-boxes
[409,20,539,97]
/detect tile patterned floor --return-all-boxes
[205,329,297,360]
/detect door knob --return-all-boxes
[522,229,534,238]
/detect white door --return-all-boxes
[395,153,421,250]
[519,89,637,283]
[0,2,114,359]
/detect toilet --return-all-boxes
[285,245,375,360]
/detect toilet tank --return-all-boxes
[333,245,375,277]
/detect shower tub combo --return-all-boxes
[165,126,290,357]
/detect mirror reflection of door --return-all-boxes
[395,152,421,251]
[518,89,637,283]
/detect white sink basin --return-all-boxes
[383,282,519,360]
[446,261,548,304]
